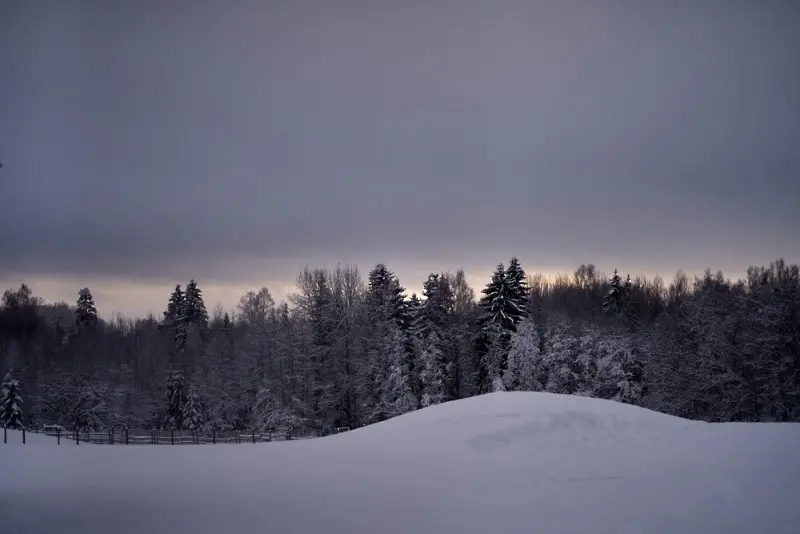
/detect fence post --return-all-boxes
[3,425,6,444]
[109,428,113,445]
[125,428,129,445]
[76,429,80,445]
[171,429,174,445]
[212,428,216,445]
[57,429,61,445]
[22,428,26,444]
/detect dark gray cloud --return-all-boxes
[1,0,798,290]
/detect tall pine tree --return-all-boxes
[504,257,529,328]
[182,385,205,431]
[164,284,184,325]
[183,280,208,328]
[478,264,515,331]
[367,264,408,327]
[365,264,414,421]
[603,269,625,315]
[475,262,530,392]
[76,288,98,329]
[0,370,24,429]
[163,370,187,430]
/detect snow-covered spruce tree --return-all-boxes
[75,287,98,329]
[475,263,524,392]
[0,370,24,429]
[602,269,625,315]
[504,257,529,327]
[367,264,409,327]
[182,279,209,355]
[364,264,414,421]
[183,279,208,328]
[475,265,508,388]
[415,274,453,334]
[478,264,514,331]
[174,319,188,356]
[163,370,187,430]
[503,318,540,391]
[163,284,184,325]
[617,273,644,332]
[162,284,189,355]
[182,385,205,431]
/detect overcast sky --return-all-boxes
[1,0,798,318]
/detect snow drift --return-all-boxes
[2,392,799,534]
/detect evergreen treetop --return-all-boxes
[478,264,516,331]
[76,287,98,328]
[164,284,184,324]
[414,273,453,335]
[603,269,625,315]
[367,264,408,326]
[183,280,208,327]
[504,257,529,326]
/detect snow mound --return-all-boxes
[2,392,799,534]
[331,391,696,451]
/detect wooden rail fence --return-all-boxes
[3,426,319,445]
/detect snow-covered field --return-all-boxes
[2,392,799,534]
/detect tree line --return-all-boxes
[1,257,798,432]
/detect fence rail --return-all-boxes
[3,426,320,446]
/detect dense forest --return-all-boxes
[1,257,798,434]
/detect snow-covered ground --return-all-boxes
[2,392,799,534]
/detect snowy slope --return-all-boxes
[2,392,799,534]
